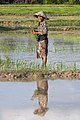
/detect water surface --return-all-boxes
[0,80,80,120]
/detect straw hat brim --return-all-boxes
[34,11,49,20]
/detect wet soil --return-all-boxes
[0,70,80,81]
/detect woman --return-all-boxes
[32,11,48,67]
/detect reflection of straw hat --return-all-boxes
[34,11,49,20]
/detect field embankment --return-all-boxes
[0,70,80,81]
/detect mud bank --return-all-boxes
[0,70,80,81]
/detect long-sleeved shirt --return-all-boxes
[38,21,48,35]
[37,21,48,41]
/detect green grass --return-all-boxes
[0,4,80,15]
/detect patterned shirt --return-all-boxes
[38,21,48,35]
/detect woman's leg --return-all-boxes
[42,56,47,67]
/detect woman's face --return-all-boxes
[38,16,43,22]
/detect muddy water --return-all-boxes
[0,35,80,69]
[0,80,80,120]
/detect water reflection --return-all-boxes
[54,40,80,53]
[31,79,48,116]
[0,37,16,52]
[0,36,35,53]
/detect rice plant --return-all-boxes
[0,57,79,72]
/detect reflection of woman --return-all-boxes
[33,11,48,67]
[31,79,48,116]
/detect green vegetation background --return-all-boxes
[0,0,80,4]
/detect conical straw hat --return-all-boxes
[34,11,49,20]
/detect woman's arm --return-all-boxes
[32,31,40,35]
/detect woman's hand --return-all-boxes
[32,31,40,35]
[32,31,36,34]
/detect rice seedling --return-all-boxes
[0,57,79,73]
[51,62,79,72]
[55,62,63,72]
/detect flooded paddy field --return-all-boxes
[0,34,80,71]
[0,34,80,80]
[0,80,80,120]
[0,4,80,120]
[0,34,80,120]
